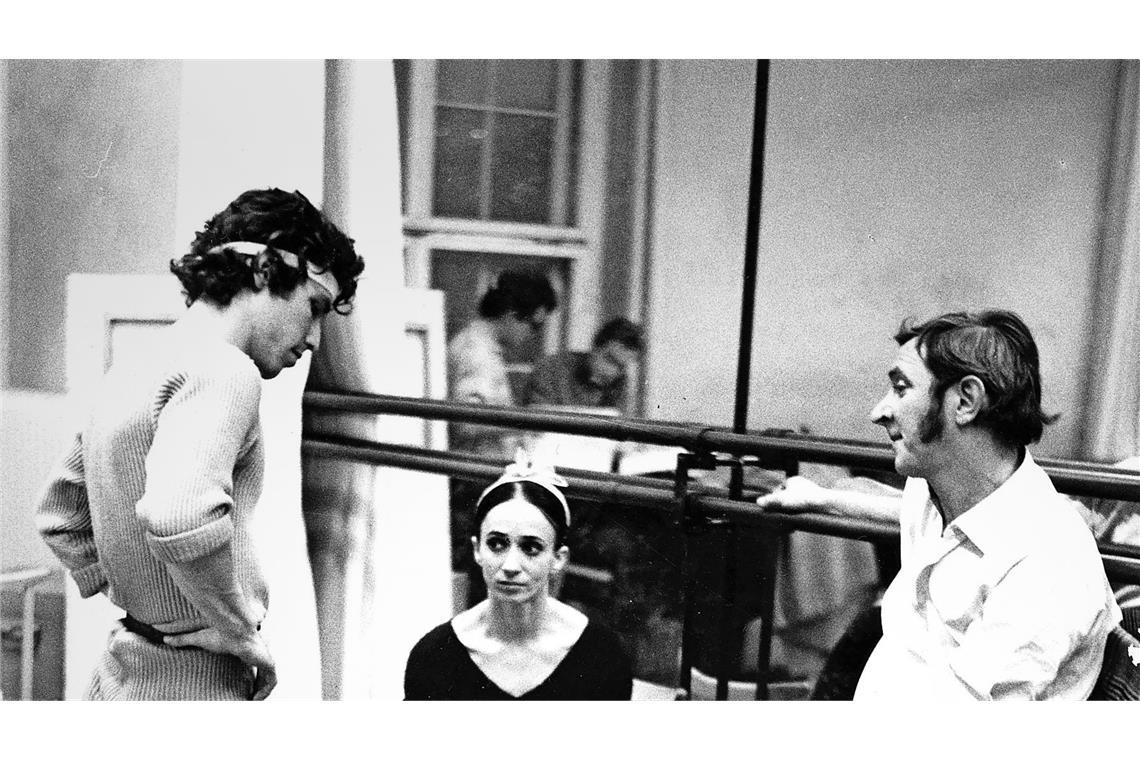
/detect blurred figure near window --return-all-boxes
[524,318,644,415]
[446,269,558,458]
[447,270,558,594]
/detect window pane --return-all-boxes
[437,60,489,105]
[432,107,486,219]
[490,114,553,224]
[494,60,557,111]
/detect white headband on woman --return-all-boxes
[478,448,571,528]
[209,241,341,301]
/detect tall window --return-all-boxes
[431,60,580,226]
[398,60,605,387]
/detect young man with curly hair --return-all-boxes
[36,188,365,700]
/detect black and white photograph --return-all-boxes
[1,9,1139,755]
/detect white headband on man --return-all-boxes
[209,241,341,302]
[478,448,571,528]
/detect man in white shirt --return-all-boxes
[758,310,1121,700]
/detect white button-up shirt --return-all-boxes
[856,451,1121,700]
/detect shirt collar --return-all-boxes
[946,449,1054,557]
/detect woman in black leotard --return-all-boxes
[404,453,632,700]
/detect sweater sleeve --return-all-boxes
[35,432,107,598]
[136,355,262,564]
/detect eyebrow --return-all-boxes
[486,530,546,542]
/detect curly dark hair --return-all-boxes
[592,317,644,352]
[477,270,558,320]
[170,188,365,313]
[895,309,1058,448]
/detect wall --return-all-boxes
[645,60,1118,459]
[645,60,755,426]
[1,61,9,389]
[597,60,641,322]
[5,60,182,393]
[2,59,180,598]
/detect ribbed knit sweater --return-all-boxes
[36,334,267,634]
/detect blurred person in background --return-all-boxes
[524,317,644,414]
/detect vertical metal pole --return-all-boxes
[715,525,736,700]
[754,533,780,700]
[715,460,745,700]
[733,59,771,436]
[674,454,695,699]
[734,60,772,699]
[21,587,36,700]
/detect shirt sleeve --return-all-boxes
[945,549,1111,700]
[449,341,498,406]
[34,432,107,598]
[447,336,516,456]
[135,357,261,565]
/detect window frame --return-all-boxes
[402,59,610,351]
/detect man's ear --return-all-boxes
[952,375,987,426]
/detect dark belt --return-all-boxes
[120,615,258,649]
[121,615,194,649]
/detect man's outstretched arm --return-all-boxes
[756,475,904,525]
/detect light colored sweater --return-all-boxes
[36,335,268,633]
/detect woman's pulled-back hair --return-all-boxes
[473,480,570,548]
[170,188,365,312]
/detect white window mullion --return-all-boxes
[568,59,611,349]
[550,61,573,227]
[406,60,437,220]
[480,64,498,220]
